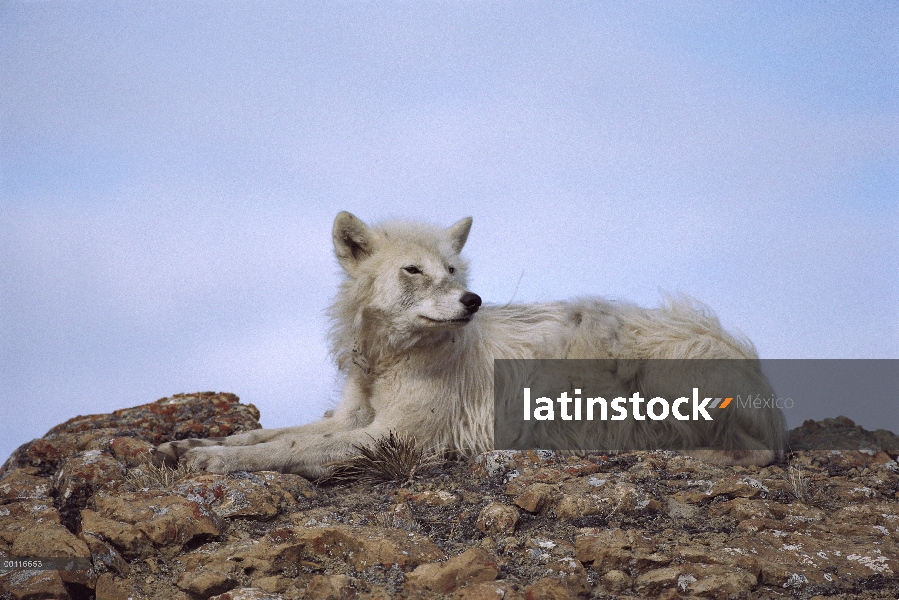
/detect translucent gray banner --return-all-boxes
[493,359,899,452]
[0,557,93,572]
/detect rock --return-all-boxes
[89,490,223,551]
[209,588,286,600]
[81,531,130,574]
[108,436,157,466]
[602,569,632,592]
[94,573,147,600]
[303,574,389,600]
[542,556,587,595]
[471,449,556,480]
[0,569,70,599]
[0,469,52,501]
[176,560,241,596]
[453,580,524,600]
[685,564,758,598]
[575,527,654,563]
[554,478,658,519]
[635,565,686,595]
[522,576,573,600]
[248,575,293,594]
[513,482,555,513]
[406,547,499,594]
[475,502,519,535]
[80,508,155,559]
[666,497,698,519]
[384,502,418,531]
[10,521,94,588]
[788,415,899,452]
[298,525,445,570]
[1,392,260,476]
[171,470,315,519]
[53,450,127,523]
[0,500,61,546]
[199,534,306,577]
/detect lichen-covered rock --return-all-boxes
[0,500,61,552]
[475,502,519,535]
[109,436,157,467]
[554,478,659,518]
[80,508,156,559]
[209,588,286,600]
[0,469,53,502]
[405,547,499,595]
[88,491,224,552]
[9,521,94,588]
[788,415,899,452]
[53,450,127,523]
[170,470,317,519]
[471,449,556,480]
[454,580,524,600]
[175,559,241,596]
[303,574,390,600]
[94,572,145,600]
[0,569,70,599]
[0,392,260,476]
[522,576,574,599]
[513,482,556,513]
[81,531,130,575]
[1,401,898,600]
[297,524,445,571]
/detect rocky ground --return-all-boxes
[1,392,898,600]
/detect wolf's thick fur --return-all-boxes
[156,212,785,478]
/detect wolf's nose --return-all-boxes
[461,292,482,314]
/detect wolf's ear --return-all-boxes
[447,217,472,254]
[333,212,376,273]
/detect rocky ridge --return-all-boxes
[1,392,898,599]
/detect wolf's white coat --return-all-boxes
[156,213,785,477]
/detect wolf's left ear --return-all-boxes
[447,217,472,254]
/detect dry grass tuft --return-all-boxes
[126,460,196,490]
[321,431,444,485]
[785,461,812,503]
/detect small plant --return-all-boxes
[322,431,443,485]
[126,460,196,490]
[785,461,811,503]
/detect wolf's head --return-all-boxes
[331,212,482,347]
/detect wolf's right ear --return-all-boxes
[333,212,376,274]
[447,217,473,254]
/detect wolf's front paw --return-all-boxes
[154,440,184,467]
[154,437,220,468]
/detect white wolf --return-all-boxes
[156,212,785,478]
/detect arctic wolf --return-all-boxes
[156,212,786,478]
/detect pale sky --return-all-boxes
[2,2,897,463]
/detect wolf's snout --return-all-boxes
[461,292,482,314]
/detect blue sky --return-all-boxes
[2,2,897,463]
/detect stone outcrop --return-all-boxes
[1,393,898,599]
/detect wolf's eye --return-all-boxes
[403,266,421,274]
[448,266,456,274]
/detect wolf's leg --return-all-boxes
[156,378,381,475]
[154,419,346,467]
[175,419,403,479]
